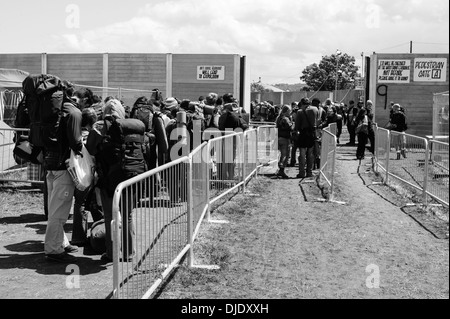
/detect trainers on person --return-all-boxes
[46,252,76,263]
[64,244,79,253]
[397,152,401,160]
[401,149,407,158]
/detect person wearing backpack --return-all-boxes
[275,105,294,179]
[86,99,146,263]
[70,106,104,247]
[130,96,169,169]
[38,80,84,263]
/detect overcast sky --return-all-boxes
[0,0,448,84]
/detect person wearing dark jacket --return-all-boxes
[389,103,408,159]
[366,100,375,154]
[355,108,369,160]
[346,100,357,145]
[217,94,248,184]
[295,98,319,178]
[44,90,83,263]
[276,105,294,178]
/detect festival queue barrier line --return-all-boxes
[0,127,45,185]
[426,140,449,206]
[318,124,338,202]
[374,126,449,207]
[256,125,279,172]
[111,125,278,299]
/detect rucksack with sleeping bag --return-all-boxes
[95,118,148,196]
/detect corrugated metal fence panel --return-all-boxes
[47,54,103,87]
[0,54,42,75]
[108,53,167,93]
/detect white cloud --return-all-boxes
[43,0,449,84]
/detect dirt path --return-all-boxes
[157,144,449,299]
[0,139,448,299]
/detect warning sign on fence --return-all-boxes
[197,66,225,80]
[378,60,411,83]
[414,58,447,82]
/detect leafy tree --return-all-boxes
[300,52,359,91]
[251,81,265,93]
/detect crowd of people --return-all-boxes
[272,97,408,179]
[40,86,249,264]
[32,81,408,264]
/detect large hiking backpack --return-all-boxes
[15,96,30,128]
[130,103,154,132]
[21,74,66,149]
[130,103,169,166]
[96,118,147,196]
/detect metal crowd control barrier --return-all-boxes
[319,126,337,201]
[328,122,337,136]
[374,127,390,181]
[249,121,276,127]
[207,132,244,205]
[374,126,449,207]
[112,156,190,299]
[111,126,278,299]
[257,125,278,168]
[426,140,449,206]
[243,128,258,191]
[0,127,45,185]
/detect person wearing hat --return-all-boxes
[388,103,408,159]
[86,98,139,263]
[294,98,319,178]
[276,104,294,178]
[163,97,179,119]
[217,94,248,183]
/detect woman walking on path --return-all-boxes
[275,104,294,178]
[355,108,369,160]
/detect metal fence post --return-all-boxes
[255,128,259,178]
[329,135,337,202]
[423,139,430,206]
[206,142,211,221]
[202,141,211,221]
[187,157,194,268]
[385,130,390,185]
[242,132,247,193]
[374,127,379,173]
